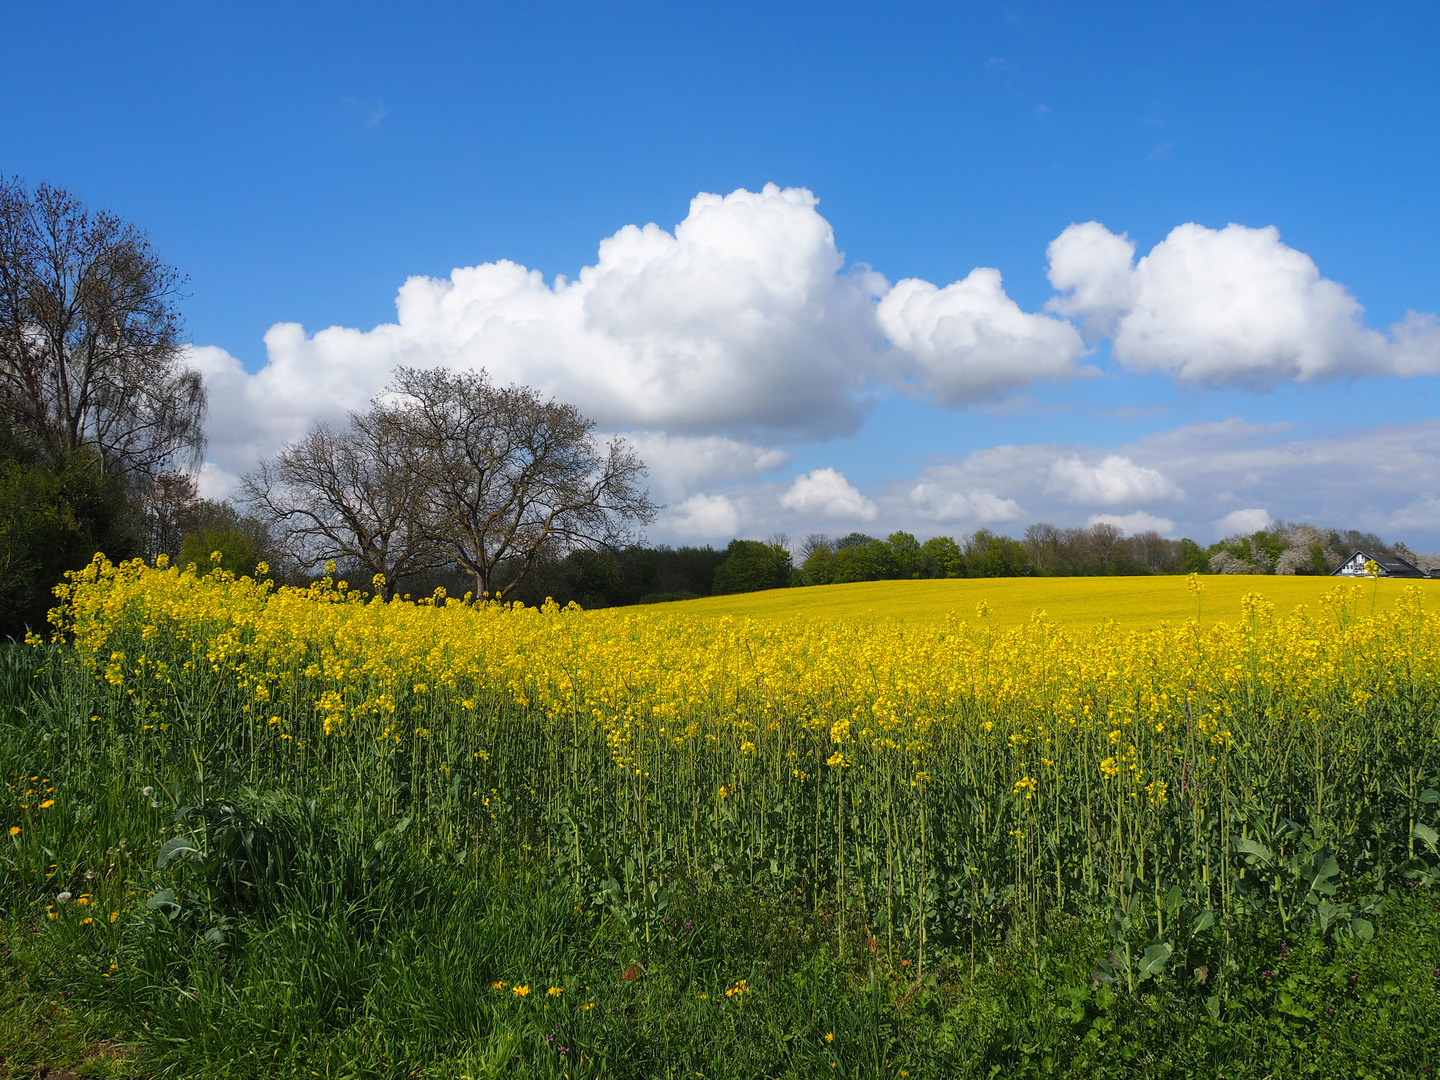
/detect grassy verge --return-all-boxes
[4,841,1440,1079]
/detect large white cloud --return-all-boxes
[192,185,888,481]
[877,268,1089,403]
[1044,454,1181,506]
[187,188,1440,542]
[779,468,879,522]
[1047,221,1440,385]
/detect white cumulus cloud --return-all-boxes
[906,482,1023,525]
[191,185,888,485]
[1046,221,1440,386]
[619,433,790,504]
[779,468,878,521]
[878,268,1089,403]
[1044,455,1181,506]
[664,493,742,539]
[1087,511,1177,537]
[1215,508,1273,535]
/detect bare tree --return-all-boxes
[137,468,200,563]
[241,410,436,597]
[380,366,657,599]
[0,178,205,476]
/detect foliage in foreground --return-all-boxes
[2,817,1440,1080]
[6,561,1440,1074]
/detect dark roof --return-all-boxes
[1332,549,1427,578]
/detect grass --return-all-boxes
[647,574,1440,629]
[5,857,1440,1078]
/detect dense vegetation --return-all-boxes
[2,563,1439,1076]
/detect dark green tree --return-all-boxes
[711,539,792,595]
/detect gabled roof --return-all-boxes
[1333,549,1427,578]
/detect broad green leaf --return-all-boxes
[146,887,179,912]
[1135,942,1172,981]
[1232,837,1273,864]
[1413,822,1440,854]
[156,836,201,869]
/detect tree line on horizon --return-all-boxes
[472,518,1435,610]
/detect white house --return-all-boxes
[1332,550,1427,578]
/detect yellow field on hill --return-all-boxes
[637,573,1440,630]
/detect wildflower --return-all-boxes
[825,1032,835,1043]
[142,786,154,797]
[57,891,71,903]
[513,985,530,997]
[39,799,54,809]
[547,986,562,996]
[7,826,17,837]
[580,1002,594,1011]
[81,917,93,925]
[492,980,506,989]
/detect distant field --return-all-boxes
[635,573,1440,630]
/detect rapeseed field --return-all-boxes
[23,555,1440,955]
[662,572,1440,629]
[7,554,1440,1076]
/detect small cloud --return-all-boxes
[1389,493,1440,530]
[1214,508,1272,536]
[666,493,741,539]
[1035,103,1051,117]
[1087,511,1176,537]
[780,468,878,522]
[343,97,389,126]
[908,483,1022,525]
[1045,455,1181,506]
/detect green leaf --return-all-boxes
[1205,993,1220,1022]
[1190,909,1214,937]
[1420,788,1440,804]
[1163,885,1182,915]
[146,887,179,913]
[156,835,201,869]
[1349,917,1375,943]
[1135,942,1172,982]
[1413,822,1439,854]
[1232,837,1273,865]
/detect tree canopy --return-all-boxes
[0,178,205,477]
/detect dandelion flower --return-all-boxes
[7,826,18,836]
[547,986,562,996]
[825,1032,834,1043]
[513,985,530,997]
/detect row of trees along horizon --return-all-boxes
[1,175,1431,638]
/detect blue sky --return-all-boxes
[6,2,1440,547]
